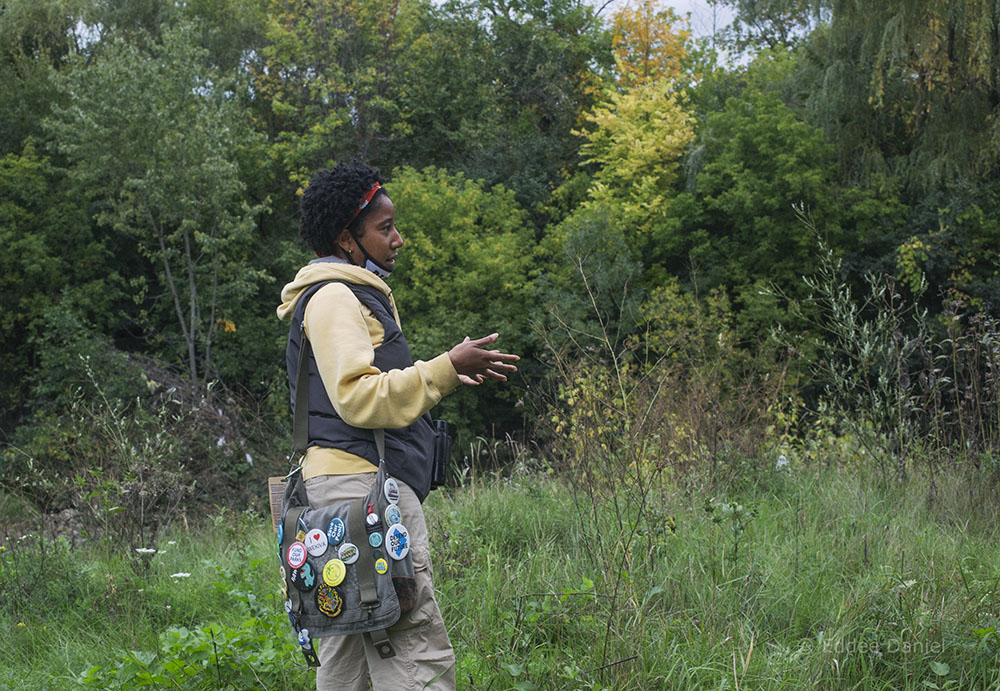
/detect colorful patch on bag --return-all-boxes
[316,584,343,617]
[386,523,410,560]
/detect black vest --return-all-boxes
[287,280,435,501]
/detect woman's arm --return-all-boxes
[305,283,459,429]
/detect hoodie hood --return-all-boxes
[276,260,394,322]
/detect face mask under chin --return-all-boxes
[364,258,392,279]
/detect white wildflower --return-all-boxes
[246,452,253,466]
[135,547,156,554]
[170,572,191,579]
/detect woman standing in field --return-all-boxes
[276,162,519,690]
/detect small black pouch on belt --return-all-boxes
[430,419,451,490]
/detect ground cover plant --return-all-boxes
[1,459,998,690]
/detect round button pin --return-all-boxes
[292,560,317,592]
[323,558,346,587]
[286,541,307,569]
[326,517,345,545]
[384,504,402,526]
[304,529,328,557]
[385,523,410,560]
[369,532,383,548]
[383,478,401,504]
[338,542,359,565]
[365,512,380,528]
[374,558,389,575]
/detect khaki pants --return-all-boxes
[304,473,456,691]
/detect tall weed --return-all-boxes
[789,218,1000,494]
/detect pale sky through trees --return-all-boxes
[595,0,734,37]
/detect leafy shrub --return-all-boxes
[2,327,268,545]
[77,617,303,690]
[386,166,537,441]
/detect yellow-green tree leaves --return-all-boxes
[610,0,690,87]
[579,78,695,240]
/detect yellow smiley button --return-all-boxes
[323,558,346,587]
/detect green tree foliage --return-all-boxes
[257,0,427,186]
[45,22,268,389]
[537,13,694,354]
[0,0,78,155]
[5,0,1000,464]
[801,2,1000,190]
[536,207,645,355]
[0,141,116,419]
[657,55,903,337]
[771,1,1000,310]
[387,167,535,359]
[716,0,829,52]
[386,166,536,436]
[257,0,613,216]
[451,0,613,212]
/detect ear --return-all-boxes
[334,228,355,255]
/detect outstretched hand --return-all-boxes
[449,334,519,386]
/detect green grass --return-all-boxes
[1,468,999,689]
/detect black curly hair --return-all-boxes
[299,162,386,255]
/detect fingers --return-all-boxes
[486,359,518,373]
[469,332,499,348]
[482,368,506,382]
[450,333,520,383]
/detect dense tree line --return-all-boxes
[3,0,1000,470]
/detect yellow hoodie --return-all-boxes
[277,261,459,480]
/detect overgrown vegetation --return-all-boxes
[2,462,998,689]
[4,0,1000,688]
